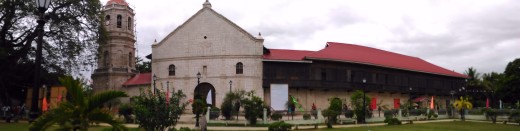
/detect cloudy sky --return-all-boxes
[101,0,519,74]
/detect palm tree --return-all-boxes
[29,76,128,131]
[464,67,483,90]
[453,96,473,121]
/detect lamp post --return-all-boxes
[195,72,201,127]
[229,80,232,93]
[362,78,367,123]
[167,81,169,95]
[30,0,51,122]
[153,74,157,95]
[197,72,201,84]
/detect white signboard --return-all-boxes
[270,84,289,111]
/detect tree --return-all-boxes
[465,67,483,90]
[220,90,245,120]
[192,99,206,127]
[240,91,265,125]
[350,90,371,123]
[133,88,187,131]
[135,56,151,73]
[0,0,104,105]
[453,96,473,121]
[502,58,520,103]
[29,76,128,131]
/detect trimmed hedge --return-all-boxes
[268,121,293,131]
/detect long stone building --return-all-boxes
[95,0,468,111]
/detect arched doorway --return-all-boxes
[194,82,216,106]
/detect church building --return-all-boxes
[94,0,468,111]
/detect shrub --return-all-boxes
[350,90,371,123]
[210,107,220,120]
[271,112,283,120]
[484,109,498,123]
[268,121,293,131]
[327,97,342,123]
[134,89,187,131]
[303,114,311,120]
[118,103,134,123]
[427,111,438,119]
[220,91,245,120]
[221,99,233,120]
[322,109,340,128]
[384,110,394,118]
[344,110,354,118]
[384,117,402,125]
[241,91,265,125]
[509,111,520,125]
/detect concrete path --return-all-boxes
[118,119,460,131]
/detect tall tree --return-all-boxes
[0,0,104,104]
[464,67,483,90]
[135,56,151,73]
[502,58,520,103]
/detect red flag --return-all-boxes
[42,97,48,112]
[486,98,490,108]
[165,88,170,105]
[430,96,434,109]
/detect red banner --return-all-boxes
[394,99,400,109]
[371,97,377,110]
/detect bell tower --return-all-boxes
[92,0,136,93]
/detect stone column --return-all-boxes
[206,107,210,121]
[263,108,267,124]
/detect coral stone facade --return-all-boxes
[92,0,137,94]
[151,2,264,108]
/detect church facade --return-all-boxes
[151,1,264,107]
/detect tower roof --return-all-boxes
[106,0,128,6]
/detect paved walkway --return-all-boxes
[117,119,459,131]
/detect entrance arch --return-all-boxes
[194,82,216,106]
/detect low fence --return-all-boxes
[204,107,520,125]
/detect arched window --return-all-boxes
[128,52,132,67]
[127,17,132,30]
[236,62,243,74]
[103,51,110,67]
[116,15,122,28]
[105,15,111,25]
[169,64,175,76]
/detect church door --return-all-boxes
[194,83,216,106]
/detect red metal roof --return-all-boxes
[262,49,314,62]
[106,0,128,6]
[123,72,151,86]
[263,42,468,78]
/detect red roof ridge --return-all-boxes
[305,42,468,78]
[326,42,419,59]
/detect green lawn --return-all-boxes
[0,123,141,131]
[310,121,520,131]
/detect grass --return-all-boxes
[0,123,141,131]
[308,121,520,131]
